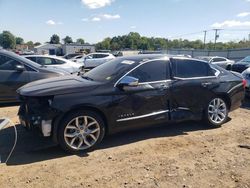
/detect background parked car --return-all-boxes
[63,53,84,60]
[76,52,115,70]
[70,54,85,62]
[0,50,69,104]
[232,56,250,73]
[25,55,83,74]
[196,56,234,70]
[242,68,250,96]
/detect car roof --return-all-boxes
[24,54,70,61]
[88,52,112,55]
[114,54,199,63]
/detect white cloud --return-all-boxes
[46,20,63,25]
[130,26,137,29]
[81,0,114,9]
[46,20,56,25]
[237,12,250,17]
[83,14,120,22]
[92,17,101,22]
[211,20,250,28]
[102,14,120,20]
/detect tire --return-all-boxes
[204,97,228,127]
[58,110,105,153]
[226,65,232,70]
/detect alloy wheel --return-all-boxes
[208,98,227,124]
[64,116,101,150]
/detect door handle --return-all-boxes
[201,82,212,87]
[159,84,169,90]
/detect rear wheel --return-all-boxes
[205,97,228,127]
[58,110,105,153]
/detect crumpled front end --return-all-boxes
[18,95,60,137]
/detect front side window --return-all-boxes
[0,55,23,70]
[128,60,169,83]
[172,59,213,78]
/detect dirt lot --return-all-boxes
[0,100,250,188]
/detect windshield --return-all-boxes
[196,57,212,62]
[83,58,139,82]
[241,56,250,62]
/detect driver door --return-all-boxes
[113,60,171,128]
[0,55,29,102]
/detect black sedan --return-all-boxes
[0,50,69,104]
[231,56,250,73]
[17,55,245,153]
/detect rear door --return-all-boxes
[0,54,30,102]
[170,58,219,120]
[113,60,171,127]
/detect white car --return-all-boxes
[25,55,83,74]
[76,53,115,69]
[196,56,235,70]
[70,54,85,62]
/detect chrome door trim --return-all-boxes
[116,110,169,122]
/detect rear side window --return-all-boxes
[172,59,214,78]
[26,56,36,62]
[128,60,169,82]
[212,58,226,62]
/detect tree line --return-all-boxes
[0,31,86,49]
[1,31,250,50]
[96,32,250,51]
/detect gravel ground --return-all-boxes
[0,100,250,188]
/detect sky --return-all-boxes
[0,0,250,44]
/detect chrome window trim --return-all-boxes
[117,110,169,122]
[114,57,170,87]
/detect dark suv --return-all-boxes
[18,55,245,153]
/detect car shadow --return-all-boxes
[241,97,250,110]
[0,120,217,166]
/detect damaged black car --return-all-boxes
[17,55,246,153]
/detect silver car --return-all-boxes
[25,55,83,74]
[76,53,115,70]
[242,68,250,96]
[196,56,235,70]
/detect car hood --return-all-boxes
[17,75,100,97]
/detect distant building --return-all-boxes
[62,43,95,55]
[34,43,96,55]
[34,43,62,55]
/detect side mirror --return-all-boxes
[117,76,139,88]
[15,64,25,72]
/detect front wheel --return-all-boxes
[205,97,228,127]
[58,110,105,153]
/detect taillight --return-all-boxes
[242,79,247,88]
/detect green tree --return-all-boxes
[26,41,34,49]
[50,34,60,44]
[76,38,85,44]
[0,31,16,49]
[34,42,41,46]
[16,37,24,45]
[63,36,73,44]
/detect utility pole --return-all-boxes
[203,30,207,49]
[214,29,221,49]
[248,33,250,41]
